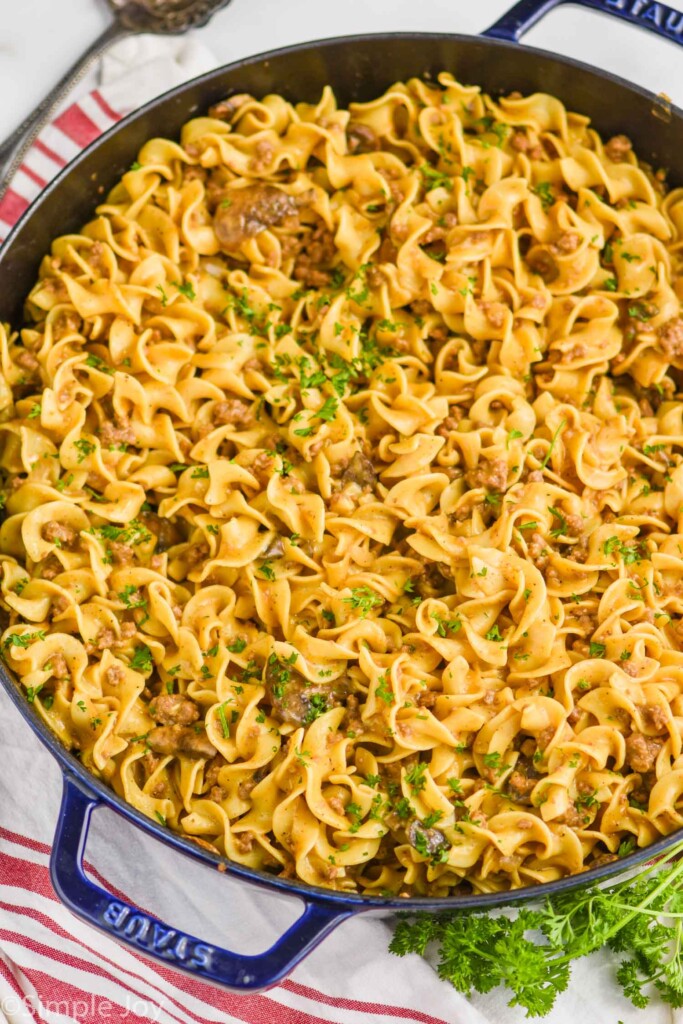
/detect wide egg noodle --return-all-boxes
[0,72,682,895]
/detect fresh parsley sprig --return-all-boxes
[390,840,683,1017]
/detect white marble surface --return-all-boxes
[1,0,683,143]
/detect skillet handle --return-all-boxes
[484,0,683,47]
[51,773,352,991]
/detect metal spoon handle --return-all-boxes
[0,20,133,199]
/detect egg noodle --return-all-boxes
[1,72,683,896]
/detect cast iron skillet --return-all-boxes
[1,0,682,992]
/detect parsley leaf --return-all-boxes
[540,419,566,470]
[258,560,276,582]
[421,164,453,192]
[533,181,554,209]
[129,644,153,673]
[316,396,338,422]
[390,838,683,1018]
[303,693,328,724]
[4,629,46,651]
[174,280,196,301]
[73,438,96,463]
[548,506,568,538]
[405,761,428,794]
[344,585,383,617]
[217,702,231,738]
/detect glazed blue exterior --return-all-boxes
[484,0,683,45]
[1,0,683,992]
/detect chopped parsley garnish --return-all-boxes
[217,702,231,738]
[431,612,462,637]
[344,586,383,617]
[548,506,568,538]
[129,644,153,673]
[346,802,363,832]
[117,585,147,611]
[73,438,96,463]
[297,358,327,390]
[303,694,328,724]
[617,836,636,858]
[316,396,338,422]
[405,761,428,794]
[540,419,566,469]
[375,674,394,705]
[420,164,453,192]
[422,810,444,829]
[533,181,554,209]
[85,353,114,375]
[602,536,645,564]
[4,630,46,650]
[174,280,196,301]
[485,625,504,642]
[92,520,151,547]
[394,797,413,819]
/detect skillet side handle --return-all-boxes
[484,0,683,47]
[51,773,353,991]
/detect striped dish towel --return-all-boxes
[0,90,120,239]
[0,36,214,242]
[0,34,672,1024]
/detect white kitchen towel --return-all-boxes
[0,30,678,1024]
[0,36,215,242]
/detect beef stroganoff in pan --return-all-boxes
[1,72,683,896]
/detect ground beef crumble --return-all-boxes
[625,733,663,773]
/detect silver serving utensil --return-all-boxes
[0,0,232,198]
